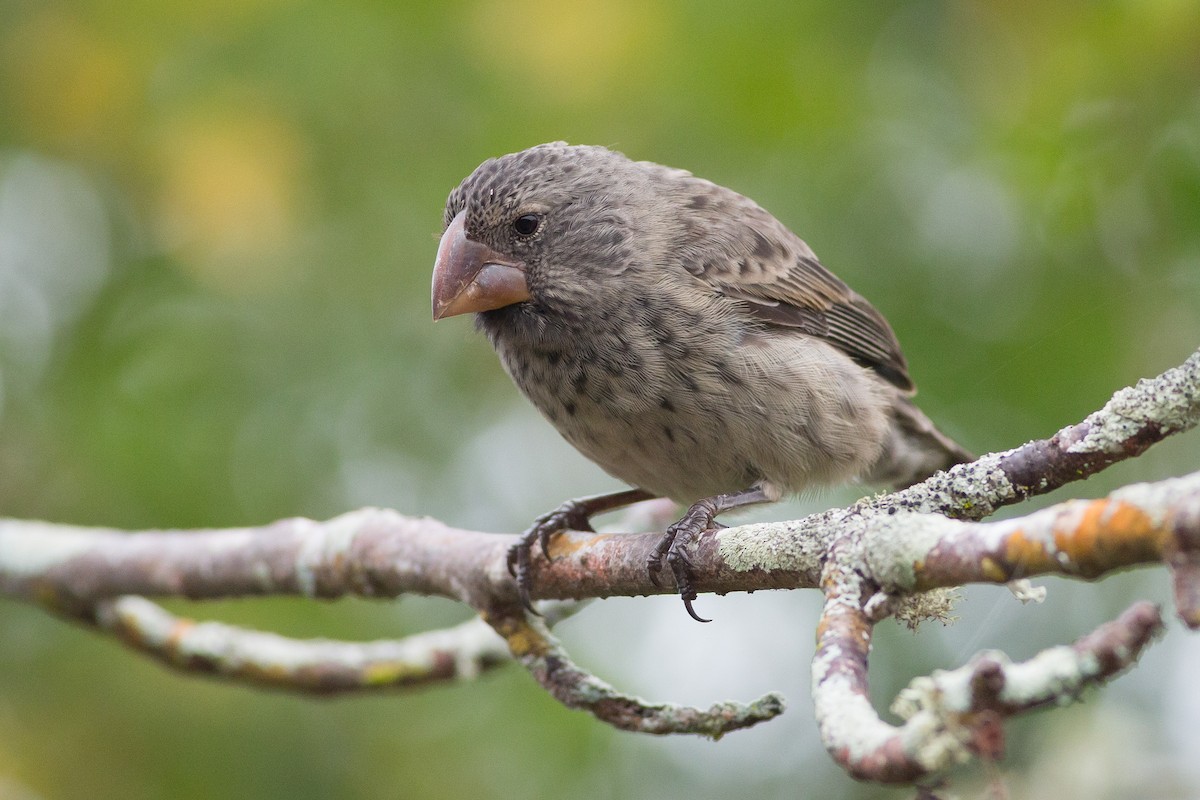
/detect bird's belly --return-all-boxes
[553,401,749,503]
[511,346,890,504]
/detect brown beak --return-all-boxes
[432,210,530,320]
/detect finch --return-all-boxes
[432,142,971,621]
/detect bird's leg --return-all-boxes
[648,486,773,623]
[508,488,656,614]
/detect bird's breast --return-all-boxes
[488,304,738,500]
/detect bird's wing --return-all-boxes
[668,175,914,392]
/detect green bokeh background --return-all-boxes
[1,1,1198,798]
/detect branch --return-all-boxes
[93,596,513,693]
[814,595,1163,782]
[901,347,1200,520]
[0,512,510,611]
[868,471,1200,623]
[482,603,784,737]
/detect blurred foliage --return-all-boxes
[1,1,1198,798]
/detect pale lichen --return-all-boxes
[861,513,962,591]
[1007,579,1046,604]
[0,521,109,578]
[893,588,959,630]
[1069,351,1200,454]
[813,644,897,754]
[292,509,373,597]
[102,595,514,684]
[716,514,829,576]
[889,455,1017,518]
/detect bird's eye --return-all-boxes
[512,214,541,237]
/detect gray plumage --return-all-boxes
[441,142,970,508]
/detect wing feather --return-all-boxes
[661,170,914,392]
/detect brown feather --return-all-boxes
[656,167,915,392]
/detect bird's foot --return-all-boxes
[647,485,772,622]
[505,489,655,614]
[647,499,724,623]
[507,499,597,615]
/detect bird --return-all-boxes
[431,142,971,621]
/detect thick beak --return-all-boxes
[432,210,530,320]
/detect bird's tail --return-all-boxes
[864,395,974,490]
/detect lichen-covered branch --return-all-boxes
[6,470,1194,622]
[93,596,513,693]
[814,588,1163,783]
[812,565,928,783]
[807,468,1194,783]
[0,511,511,611]
[892,347,1200,521]
[819,600,1164,782]
[800,348,1197,783]
[867,472,1200,626]
[483,603,784,737]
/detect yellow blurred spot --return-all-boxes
[483,611,549,657]
[363,661,427,685]
[467,0,666,102]
[2,11,137,145]
[156,108,308,294]
[980,557,1007,583]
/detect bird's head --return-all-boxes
[432,142,657,322]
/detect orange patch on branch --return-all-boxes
[546,532,612,560]
[166,617,196,648]
[1001,528,1058,574]
[1054,500,1166,576]
[999,500,1168,579]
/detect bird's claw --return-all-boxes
[646,528,673,588]
[505,536,538,614]
[670,549,710,623]
[648,501,719,623]
[506,499,597,615]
